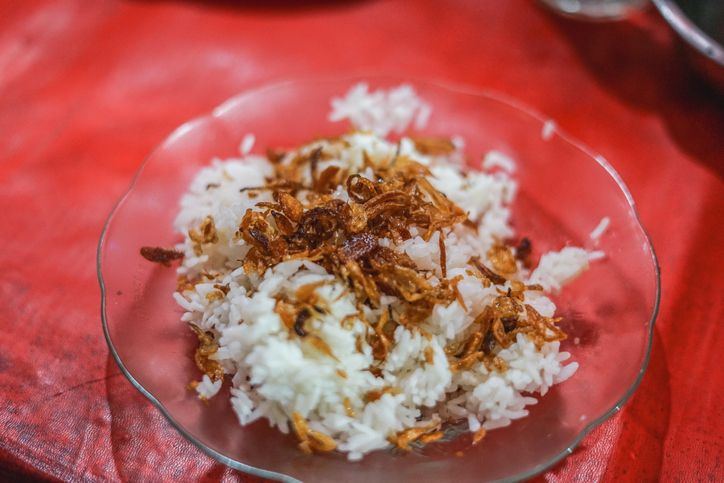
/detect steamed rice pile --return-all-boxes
[161,85,600,461]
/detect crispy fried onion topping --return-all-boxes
[446,281,566,372]
[234,144,567,373]
[140,246,184,266]
[189,324,224,382]
[234,150,471,358]
[389,419,443,450]
[291,412,337,454]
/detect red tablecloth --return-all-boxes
[1,0,722,481]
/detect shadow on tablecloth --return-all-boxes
[545,9,724,180]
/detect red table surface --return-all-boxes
[1,0,722,481]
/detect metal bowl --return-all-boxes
[653,0,724,91]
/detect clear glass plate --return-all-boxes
[97,76,660,482]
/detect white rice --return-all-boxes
[589,216,610,241]
[195,374,223,399]
[541,120,556,141]
[482,150,516,173]
[529,247,591,292]
[329,83,431,137]
[239,133,255,155]
[171,84,600,460]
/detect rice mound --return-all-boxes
[169,85,597,461]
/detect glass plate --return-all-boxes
[98,76,660,482]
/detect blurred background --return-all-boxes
[0,1,721,482]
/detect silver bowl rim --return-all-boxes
[653,0,724,66]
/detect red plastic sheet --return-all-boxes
[0,0,722,481]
